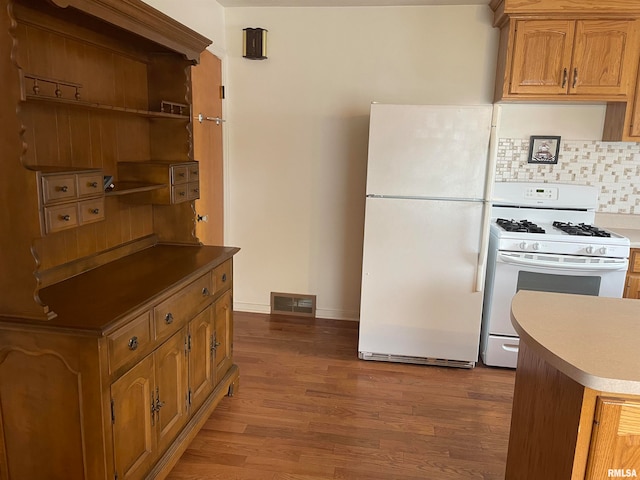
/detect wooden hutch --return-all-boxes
[0,1,239,479]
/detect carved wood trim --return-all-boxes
[48,0,211,62]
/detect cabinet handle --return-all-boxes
[61,214,71,221]
[91,208,100,215]
[151,392,156,426]
[211,334,221,353]
[58,185,69,192]
[572,68,578,88]
[128,336,138,351]
[165,312,173,325]
[155,387,165,412]
[221,273,227,283]
[562,68,568,88]
[202,287,210,296]
[89,181,98,188]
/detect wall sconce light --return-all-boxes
[243,28,268,60]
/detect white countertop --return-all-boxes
[595,212,640,248]
[511,290,640,395]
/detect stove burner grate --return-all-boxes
[496,218,545,234]
[552,221,611,237]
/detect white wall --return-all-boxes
[225,6,500,319]
[142,0,226,58]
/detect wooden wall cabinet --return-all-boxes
[495,18,640,101]
[623,248,640,299]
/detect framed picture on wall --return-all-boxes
[528,136,561,164]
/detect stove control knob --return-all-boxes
[599,247,608,255]
[532,242,540,251]
[519,242,528,250]
[586,246,594,254]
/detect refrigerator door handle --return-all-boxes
[475,105,500,293]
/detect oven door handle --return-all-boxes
[497,252,629,272]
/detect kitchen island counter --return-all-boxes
[511,290,640,395]
[505,290,640,480]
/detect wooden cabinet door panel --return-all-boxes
[155,329,189,454]
[572,20,638,96]
[214,290,233,383]
[509,20,575,94]
[188,307,214,413]
[586,397,640,479]
[111,355,156,480]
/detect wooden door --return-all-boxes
[192,50,224,245]
[154,328,189,454]
[586,397,640,479]
[572,20,638,96]
[509,20,575,95]
[188,307,214,413]
[111,355,157,480]
[214,290,234,383]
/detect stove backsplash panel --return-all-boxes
[495,139,640,214]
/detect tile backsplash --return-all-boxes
[495,139,640,214]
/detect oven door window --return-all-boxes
[517,271,602,296]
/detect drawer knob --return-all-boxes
[178,172,186,177]
[165,313,174,325]
[192,171,198,176]
[193,188,199,193]
[89,181,98,188]
[221,273,227,283]
[61,214,71,221]
[179,191,186,196]
[128,336,138,351]
[91,208,100,215]
[58,185,69,192]
[202,287,210,296]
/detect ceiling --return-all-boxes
[217,0,489,7]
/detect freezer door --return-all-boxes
[366,104,493,199]
[358,197,484,363]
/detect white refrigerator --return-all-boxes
[358,103,497,368]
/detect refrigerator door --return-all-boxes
[358,197,484,365]
[366,104,493,199]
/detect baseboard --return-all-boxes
[234,301,359,322]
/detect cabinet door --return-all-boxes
[214,290,234,383]
[111,355,156,480]
[586,397,640,479]
[624,274,640,299]
[509,20,575,95]
[154,329,189,454]
[572,20,638,96]
[188,307,214,413]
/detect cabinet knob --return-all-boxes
[178,172,186,177]
[202,287,210,296]
[91,208,100,215]
[128,336,138,351]
[191,170,198,176]
[61,214,71,221]
[221,273,227,283]
[165,312,173,325]
[89,181,98,188]
[59,185,69,192]
[179,191,186,196]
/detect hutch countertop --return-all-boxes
[0,244,239,334]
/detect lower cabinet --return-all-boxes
[0,250,239,480]
[112,329,189,480]
[624,248,640,299]
[586,397,640,479]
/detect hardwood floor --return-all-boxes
[166,312,516,480]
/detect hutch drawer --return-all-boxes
[107,311,153,375]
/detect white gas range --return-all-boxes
[480,182,630,368]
